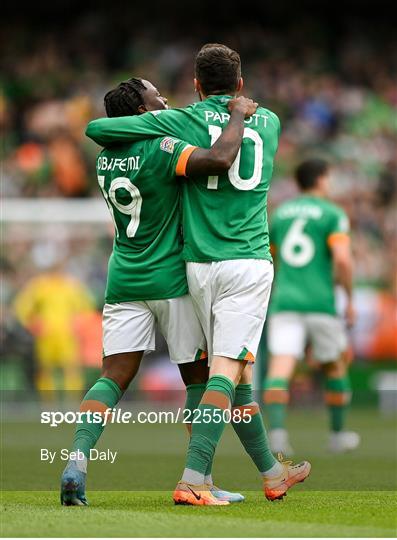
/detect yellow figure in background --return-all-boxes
[13,266,94,396]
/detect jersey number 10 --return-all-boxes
[207,125,263,190]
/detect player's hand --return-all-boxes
[228,96,258,118]
[345,301,356,328]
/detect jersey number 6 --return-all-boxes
[281,218,315,267]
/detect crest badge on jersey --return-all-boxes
[160,137,177,154]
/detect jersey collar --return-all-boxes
[205,95,235,103]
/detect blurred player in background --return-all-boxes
[86,43,311,505]
[264,158,360,454]
[61,77,257,505]
[13,245,94,397]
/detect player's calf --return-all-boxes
[324,371,360,452]
[263,377,292,455]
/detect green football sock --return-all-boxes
[184,383,206,425]
[232,384,276,472]
[183,383,214,480]
[325,376,351,432]
[183,375,235,481]
[263,377,289,430]
[73,377,123,459]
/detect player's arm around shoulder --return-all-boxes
[85,108,191,147]
[183,96,258,177]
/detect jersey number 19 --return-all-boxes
[98,175,142,238]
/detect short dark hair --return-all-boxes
[195,43,241,96]
[104,78,147,117]
[295,159,329,190]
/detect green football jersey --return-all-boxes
[87,95,280,262]
[269,195,350,315]
[96,136,194,303]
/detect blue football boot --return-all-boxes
[210,485,245,503]
[60,461,88,506]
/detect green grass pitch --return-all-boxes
[1,408,396,537]
[2,491,396,537]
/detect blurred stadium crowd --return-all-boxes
[1,9,396,393]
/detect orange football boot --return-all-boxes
[263,454,311,501]
[173,482,230,506]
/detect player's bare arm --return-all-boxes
[330,241,355,327]
[185,97,258,176]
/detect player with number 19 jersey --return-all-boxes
[269,195,350,316]
[97,137,194,303]
[87,95,280,263]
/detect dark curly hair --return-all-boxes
[104,78,147,117]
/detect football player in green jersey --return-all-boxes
[60,77,258,506]
[264,158,360,455]
[86,44,311,505]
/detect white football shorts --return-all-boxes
[102,295,206,364]
[267,312,348,363]
[186,259,274,363]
